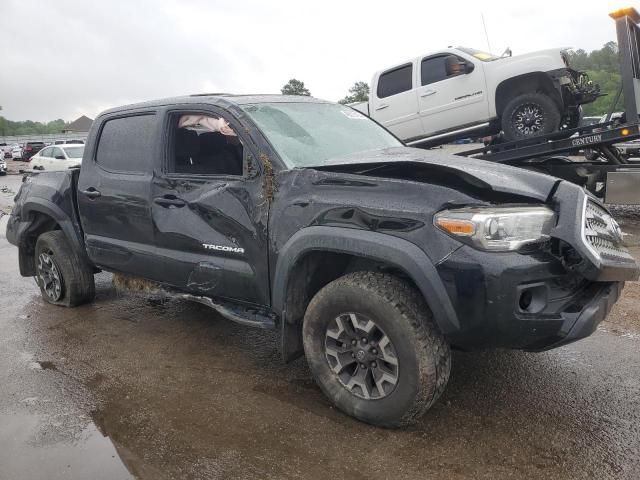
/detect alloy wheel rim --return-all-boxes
[512,103,545,135]
[37,251,63,302]
[324,312,399,400]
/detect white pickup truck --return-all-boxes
[352,47,600,145]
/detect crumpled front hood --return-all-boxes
[310,147,560,202]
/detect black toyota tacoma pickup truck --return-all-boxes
[6,95,639,427]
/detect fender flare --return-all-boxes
[272,226,460,335]
[18,198,86,258]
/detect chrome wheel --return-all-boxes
[37,251,63,302]
[512,103,545,136]
[324,312,399,400]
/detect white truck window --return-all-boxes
[421,56,449,86]
[377,64,413,99]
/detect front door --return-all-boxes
[150,106,270,306]
[417,54,489,136]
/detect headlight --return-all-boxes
[434,206,556,251]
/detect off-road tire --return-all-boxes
[502,92,561,141]
[302,271,451,428]
[35,231,95,307]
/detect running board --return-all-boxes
[112,273,276,329]
[178,293,277,329]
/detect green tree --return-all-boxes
[0,117,68,136]
[281,79,311,96]
[338,81,370,104]
[582,70,622,116]
[568,41,622,116]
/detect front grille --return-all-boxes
[583,201,634,262]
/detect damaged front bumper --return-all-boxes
[435,246,626,351]
[549,67,603,106]
[538,281,622,351]
[564,69,603,106]
[433,183,637,351]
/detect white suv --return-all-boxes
[353,47,599,144]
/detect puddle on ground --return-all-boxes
[0,413,132,480]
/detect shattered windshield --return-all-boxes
[241,102,401,167]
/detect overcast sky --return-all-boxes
[0,0,627,121]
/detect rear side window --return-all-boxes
[377,64,413,98]
[96,114,155,172]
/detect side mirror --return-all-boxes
[445,55,474,76]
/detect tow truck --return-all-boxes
[449,7,640,205]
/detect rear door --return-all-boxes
[417,53,489,136]
[150,105,270,306]
[370,62,422,141]
[77,112,159,278]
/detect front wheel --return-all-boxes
[502,93,561,142]
[302,272,451,427]
[35,231,95,307]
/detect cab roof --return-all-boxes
[99,94,330,116]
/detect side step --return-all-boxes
[112,273,276,329]
[178,293,276,329]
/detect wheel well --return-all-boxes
[18,212,61,276]
[495,72,562,118]
[282,251,419,327]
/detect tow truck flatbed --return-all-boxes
[447,7,640,205]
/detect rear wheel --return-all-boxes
[502,93,561,141]
[302,272,451,427]
[35,231,95,307]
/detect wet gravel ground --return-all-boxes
[0,174,639,479]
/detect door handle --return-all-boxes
[154,195,186,208]
[375,104,389,111]
[80,188,101,199]
[420,90,436,97]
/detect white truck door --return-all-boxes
[370,62,423,141]
[416,54,489,137]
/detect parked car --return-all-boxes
[6,95,638,427]
[11,145,23,160]
[352,47,600,144]
[22,142,46,161]
[0,158,6,175]
[30,144,84,171]
[2,147,11,159]
[54,139,85,145]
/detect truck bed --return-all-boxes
[7,169,85,275]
